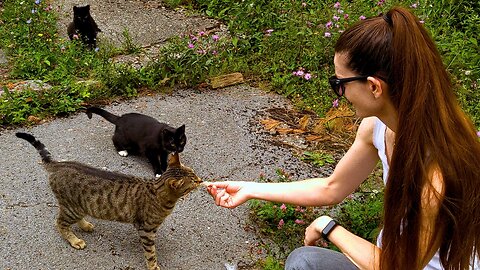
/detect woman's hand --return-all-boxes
[304,215,333,246]
[203,181,253,208]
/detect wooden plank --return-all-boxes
[209,72,244,89]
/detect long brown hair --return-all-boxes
[335,7,480,270]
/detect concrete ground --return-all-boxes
[0,86,324,270]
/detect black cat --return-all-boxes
[86,107,187,177]
[67,5,101,49]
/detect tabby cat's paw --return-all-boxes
[118,150,128,157]
[69,238,86,250]
[78,220,94,232]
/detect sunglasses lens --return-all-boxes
[329,77,342,97]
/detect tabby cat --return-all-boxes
[16,132,202,270]
[86,106,187,178]
[67,5,101,49]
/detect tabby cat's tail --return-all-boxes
[16,132,53,163]
[85,107,120,124]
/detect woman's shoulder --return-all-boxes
[356,117,380,144]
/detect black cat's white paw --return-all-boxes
[118,150,128,157]
[155,174,162,178]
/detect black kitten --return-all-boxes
[86,107,187,177]
[67,5,101,49]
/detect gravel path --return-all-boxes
[0,86,324,270]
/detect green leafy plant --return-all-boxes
[301,151,335,167]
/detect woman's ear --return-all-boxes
[367,76,384,99]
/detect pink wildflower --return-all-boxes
[73,34,79,39]
[477,131,480,137]
[296,70,305,77]
[295,219,305,225]
[359,15,367,20]
[265,29,274,36]
[198,31,205,36]
[189,34,198,41]
[325,21,333,29]
[304,73,312,80]
[302,2,307,7]
[344,14,349,20]
[212,35,219,41]
[333,2,341,9]
[332,99,339,108]
[278,219,285,229]
[188,43,194,49]
[280,204,287,212]
[411,3,418,8]
[211,50,218,55]
[325,32,332,38]
[333,15,340,21]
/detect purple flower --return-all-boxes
[333,15,340,21]
[26,19,32,24]
[292,71,298,76]
[280,204,287,212]
[188,43,194,49]
[477,131,480,137]
[189,34,198,41]
[198,31,205,36]
[31,9,36,14]
[359,15,367,20]
[211,50,218,55]
[304,73,312,80]
[344,14,349,20]
[324,32,332,38]
[333,2,341,9]
[296,70,305,77]
[212,35,219,41]
[94,47,99,52]
[411,3,418,8]
[332,99,339,108]
[265,29,274,36]
[35,0,40,4]
[278,219,285,229]
[325,21,333,29]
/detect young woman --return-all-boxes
[205,6,480,270]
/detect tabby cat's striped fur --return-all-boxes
[16,132,202,270]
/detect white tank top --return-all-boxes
[372,117,479,269]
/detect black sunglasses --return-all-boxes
[329,76,369,97]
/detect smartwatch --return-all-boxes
[321,219,338,240]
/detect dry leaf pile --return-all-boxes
[260,104,359,154]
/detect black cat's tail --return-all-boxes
[85,106,120,124]
[16,132,53,163]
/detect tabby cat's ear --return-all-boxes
[168,152,181,167]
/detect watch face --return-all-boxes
[322,220,337,239]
